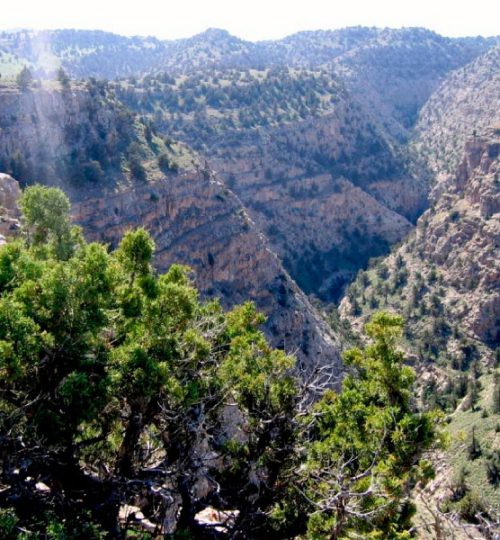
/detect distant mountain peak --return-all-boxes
[192,27,241,42]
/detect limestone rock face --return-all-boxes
[0,84,139,192]
[412,46,500,176]
[72,172,342,373]
[420,130,500,343]
[0,173,21,242]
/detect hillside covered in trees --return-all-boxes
[0,24,498,539]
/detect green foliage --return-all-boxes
[450,466,469,501]
[485,450,500,486]
[16,66,33,91]
[19,185,81,260]
[116,67,339,146]
[0,508,18,539]
[115,227,154,277]
[0,186,297,537]
[300,312,440,539]
[128,154,147,181]
[457,491,487,523]
[492,371,500,414]
[467,426,482,460]
[82,160,104,183]
[0,188,445,538]
[56,67,70,89]
[158,152,178,173]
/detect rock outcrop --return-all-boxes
[412,45,500,176]
[0,173,21,243]
[147,74,422,301]
[72,172,342,372]
[341,128,500,354]
[0,82,137,189]
[0,85,342,373]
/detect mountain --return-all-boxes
[331,29,497,141]
[0,29,168,79]
[334,42,500,533]
[340,127,500,536]
[340,127,499,356]
[0,25,498,352]
[339,43,500,355]
[413,45,500,175]
[158,28,268,73]
[0,82,341,372]
[0,27,496,86]
[114,66,423,302]
[0,24,499,537]
[0,26,498,305]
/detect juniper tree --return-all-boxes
[295,312,441,539]
[0,186,297,538]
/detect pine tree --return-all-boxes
[16,66,33,91]
[492,371,500,414]
[300,312,440,539]
[466,377,480,411]
[485,450,500,486]
[57,67,70,89]
[467,426,482,460]
[0,186,298,538]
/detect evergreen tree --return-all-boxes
[492,371,500,414]
[0,187,441,539]
[450,466,469,501]
[466,376,480,411]
[16,66,33,91]
[467,426,482,460]
[57,67,70,89]
[298,312,440,539]
[0,186,297,538]
[485,450,500,486]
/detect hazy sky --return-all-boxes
[4,0,500,40]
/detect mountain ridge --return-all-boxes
[1,26,497,80]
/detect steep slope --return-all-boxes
[413,45,500,175]
[339,129,500,534]
[72,172,341,372]
[259,28,496,142]
[0,83,341,372]
[330,29,497,141]
[340,44,500,353]
[341,127,500,360]
[209,110,415,302]
[0,79,140,187]
[117,67,420,302]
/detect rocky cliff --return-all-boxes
[340,128,500,358]
[124,68,423,302]
[209,108,419,302]
[0,172,21,243]
[0,81,137,188]
[72,172,342,372]
[412,45,500,176]
[0,85,342,373]
[329,29,497,142]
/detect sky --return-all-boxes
[3,0,500,41]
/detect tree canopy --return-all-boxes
[0,186,439,539]
[297,312,441,539]
[0,185,298,538]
